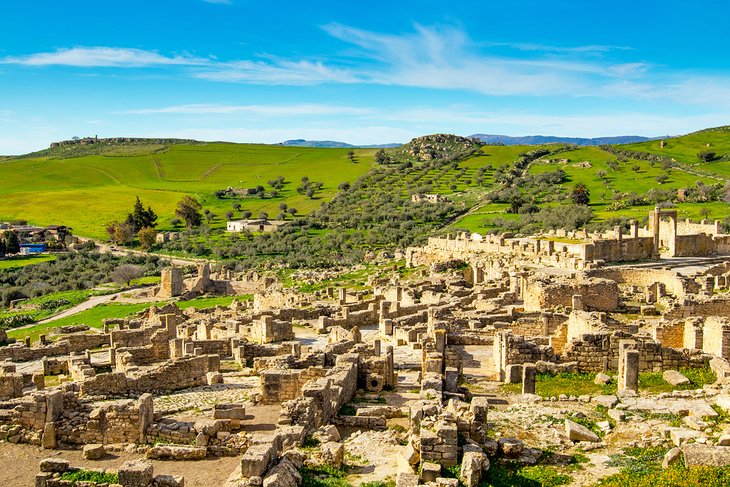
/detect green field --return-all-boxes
[450,143,728,234]
[0,143,376,238]
[7,294,251,343]
[0,254,56,270]
[623,126,730,176]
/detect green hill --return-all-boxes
[0,141,376,238]
[620,125,730,178]
[0,131,727,267]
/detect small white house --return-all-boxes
[226,219,288,233]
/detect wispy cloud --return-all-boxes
[0,47,209,67]
[193,59,361,85]
[119,103,374,116]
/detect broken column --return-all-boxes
[619,349,639,393]
[522,364,536,395]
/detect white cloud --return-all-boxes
[119,103,374,116]
[193,59,361,85]
[0,47,209,67]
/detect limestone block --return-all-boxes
[263,458,301,487]
[670,428,702,447]
[682,444,730,467]
[663,370,690,387]
[593,373,612,385]
[592,395,618,409]
[504,364,523,384]
[565,419,600,442]
[498,437,524,457]
[320,441,344,469]
[154,474,185,487]
[662,447,683,469]
[82,444,106,460]
[460,451,488,487]
[146,445,207,460]
[395,472,419,487]
[118,459,153,487]
[420,462,441,483]
[39,458,69,473]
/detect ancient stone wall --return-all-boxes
[0,334,109,362]
[523,275,619,312]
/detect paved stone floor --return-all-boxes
[153,379,258,414]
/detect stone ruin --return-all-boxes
[2,220,730,486]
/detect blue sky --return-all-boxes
[1,0,729,153]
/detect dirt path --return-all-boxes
[0,443,240,487]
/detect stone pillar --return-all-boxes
[32,373,45,390]
[379,301,391,320]
[614,225,623,244]
[540,314,550,336]
[374,339,381,356]
[434,329,446,354]
[572,295,583,311]
[138,393,154,444]
[522,364,536,395]
[385,346,395,389]
[617,340,635,377]
[351,326,362,343]
[380,318,394,336]
[505,364,523,384]
[651,207,661,258]
[546,240,555,256]
[338,288,347,305]
[630,220,639,238]
[619,350,639,393]
[667,213,678,257]
[24,337,31,348]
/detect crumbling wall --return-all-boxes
[523,275,619,312]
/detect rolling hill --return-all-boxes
[0,141,376,238]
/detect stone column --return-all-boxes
[522,364,536,395]
[630,220,639,238]
[338,288,347,305]
[619,350,639,393]
[434,329,446,354]
[374,339,381,356]
[385,346,395,389]
[651,207,661,258]
[572,295,584,311]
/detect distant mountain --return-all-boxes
[469,134,660,146]
[279,139,400,149]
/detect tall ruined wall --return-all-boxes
[523,276,619,312]
[591,237,653,262]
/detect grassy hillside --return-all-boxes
[621,126,730,178]
[450,143,728,234]
[0,142,375,238]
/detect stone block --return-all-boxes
[565,419,600,442]
[663,370,690,387]
[82,444,106,460]
[39,458,69,473]
[118,459,153,487]
[320,442,344,469]
[420,462,441,483]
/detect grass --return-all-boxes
[501,371,617,397]
[60,469,118,485]
[598,445,730,486]
[0,142,377,239]
[6,294,253,342]
[480,463,572,487]
[0,254,56,270]
[301,465,350,487]
[638,365,716,394]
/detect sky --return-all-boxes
[1,0,729,154]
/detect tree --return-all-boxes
[232,202,242,211]
[375,149,389,164]
[279,202,288,212]
[4,231,20,254]
[242,210,252,220]
[137,226,157,251]
[655,174,669,184]
[175,196,203,228]
[258,211,269,220]
[700,207,712,220]
[225,210,234,220]
[571,183,590,205]
[170,217,182,228]
[0,237,5,257]
[105,221,133,245]
[288,207,298,217]
[111,264,143,287]
[126,196,157,231]
[306,187,316,198]
[347,150,355,162]
[697,151,716,163]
